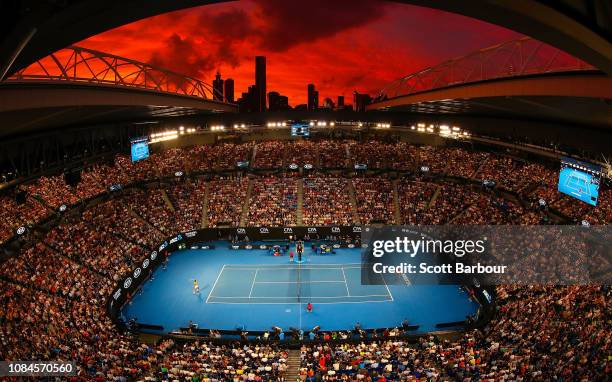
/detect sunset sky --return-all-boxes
[75,0,522,106]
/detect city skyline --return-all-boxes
[75,0,522,105]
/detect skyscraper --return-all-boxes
[224,78,234,103]
[212,71,224,102]
[353,91,372,112]
[337,95,345,109]
[268,91,290,112]
[255,56,266,112]
[307,84,316,111]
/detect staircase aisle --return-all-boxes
[348,179,360,224]
[239,178,254,226]
[296,178,304,225]
[392,179,402,224]
[285,349,301,381]
[427,185,442,209]
[201,182,210,228]
[160,189,175,211]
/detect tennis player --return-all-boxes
[193,279,200,294]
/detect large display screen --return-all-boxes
[291,123,310,137]
[558,157,601,206]
[131,138,149,162]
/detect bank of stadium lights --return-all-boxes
[150,130,178,143]
[210,125,225,131]
[267,121,287,127]
[233,123,247,129]
[178,126,196,135]
[376,123,391,129]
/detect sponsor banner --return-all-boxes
[361,225,611,286]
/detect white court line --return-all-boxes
[341,267,351,297]
[205,299,393,305]
[208,263,393,304]
[205,264,226,303]
[222,267,343,270]
[208,294,391,299]
[224,263,362,268]
[254,280,346,284]
[381,273,394,302]
[248,269,258,298]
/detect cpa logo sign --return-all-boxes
[331,227,340,233]
[283,227,293,233]
[151,251,158,261]
[237,228,246,234]
[308,228,317,233]
[142,259,150,269]
[133,268,142,279]
[185,230,197,238]
[16,226,26,235]
[113,289,122,300]
[353,226,362,233]
[123,277,133,289]
[260,227,269,233]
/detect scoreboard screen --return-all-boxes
[291,123,310,137]
[131,138,149,162]
[558,157,601,206]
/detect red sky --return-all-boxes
[75,0,522,106]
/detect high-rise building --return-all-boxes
[307,84,316,111]
[238,85,258,113]
[255,56,266,112]
[353,91,372,112]
[268,91,290,112]
[224,78,234,103]
[337,95,345,108]
[212,71,224,102]
[313,90,319,110]
[323,97,335,109]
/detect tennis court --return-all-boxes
[123,243,479,332]
[206,263,393,304]
[564,169,590,195]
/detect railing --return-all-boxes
[5,45,226,102]
[375,37,596,101]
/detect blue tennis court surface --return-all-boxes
[122,243,479,333]
[558,167,599,206]
[207,264,392,304]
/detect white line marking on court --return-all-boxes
[223,267,343,270]
[208,294,391,299]
[254,280,346,284]
[381,274,394,302]
[341,267,351,297]
[224,263,362,268]
[205,299,393,305]
[206,264,226,303]
[248,269,258,298]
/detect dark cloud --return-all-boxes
[149,33,215,78]
[254,0,389,51]
[156,0,389,72]
[198,8,254,41]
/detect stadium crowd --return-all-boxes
[299,285,610,381]
[0,139,610,380]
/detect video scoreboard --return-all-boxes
[558,157,601,206]
[130,138,149,162]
